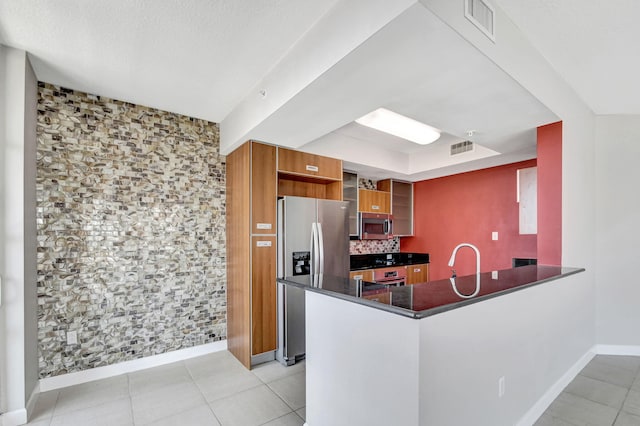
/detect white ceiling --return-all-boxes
[494,0,640,115]
[1,0,636,180]
[0,0,340,122]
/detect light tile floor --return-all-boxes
[27,350,306,426]
[26,352,640,425]
[536,355,640,426]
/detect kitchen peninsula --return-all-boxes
[278,265,585,426]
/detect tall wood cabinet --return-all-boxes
[227,141,277,369]
[227,141,342,369]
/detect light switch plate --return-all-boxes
[67,330,77,345]
[492,231,498,241]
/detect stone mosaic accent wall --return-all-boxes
[36,83,226,378]
[349,237,400,254]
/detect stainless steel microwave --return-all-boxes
[359,212,393,239]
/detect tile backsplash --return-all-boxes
[358,178,377,190]
[36,83,226,378]
[350,237,400,254]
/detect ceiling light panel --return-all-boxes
[355,108,441,145]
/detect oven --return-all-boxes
[373,266,407,287]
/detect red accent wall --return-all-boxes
[401,160,538,281]
[537,121,562,265]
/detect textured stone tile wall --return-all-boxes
[36,83,226,378]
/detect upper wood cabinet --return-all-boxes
[358,189,391,214]
[377,179,413,236]
[277,147,343,201]
[252,143,277,234]
[406,263,429,285]
[278,147,342,181]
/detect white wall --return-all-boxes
[415,0,598,418]
[0,43,6,421]
[419,273,593,425]
[0,45,39,425]
[595,115,640,345]
[304,270,593,426]
[23,52,39,409]
[305,291,421,426]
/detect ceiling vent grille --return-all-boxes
[465,0,496,42]
[451,141,474,156]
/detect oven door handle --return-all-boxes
[377,278,405,287]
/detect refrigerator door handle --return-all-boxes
[317,222,325,274]
[310,222,316,277]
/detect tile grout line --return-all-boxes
[564,373,631,410]
[183,358,224,425]
[257,411,304,426]
[47,390,61,425]
[543,356,640,426]
[127,373,136,426]
[265,376,304,415]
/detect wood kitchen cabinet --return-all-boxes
[358,188,391,214]
[377,179,413,236]
[251,235,277,354]
[227,141,277,369]
[349,269,374,282]
[277,147,343,200]
[278,147,342,180]
[362,290,391,305]
[227,141,345,369]
[406,263,429,284]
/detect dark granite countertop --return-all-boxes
[278,265,585,319]
[350,252,430,270]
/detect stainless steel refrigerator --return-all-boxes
[276,196,350,366]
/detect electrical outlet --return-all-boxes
[67,330,77,345]
[492,231,498,241]
[491,270,498,280]
[498,376,506,398]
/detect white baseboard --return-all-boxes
[0,408,27,426]
[595,344,640,356]
[0,384,39,426]
[39,340,227,392]
[25,384,39,420]
[517,346,596,426]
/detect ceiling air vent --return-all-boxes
[465,0,496,42]
[451,141,474,156]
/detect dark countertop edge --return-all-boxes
[350,259,430,271]
[279,277,420,318]
[278,266,586,319]
[349,253,430,271]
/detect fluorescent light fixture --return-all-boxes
[355,108,441,145]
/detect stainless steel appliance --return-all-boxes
[277,196,350,366]
[373,266,407,286]
[359,212,393,239]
